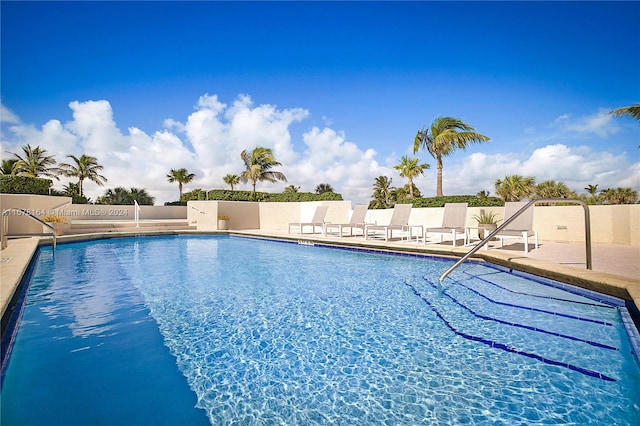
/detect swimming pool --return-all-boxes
[2,235,639,424]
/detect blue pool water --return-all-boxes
[1,235,639,424]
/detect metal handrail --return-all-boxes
[1,208,57,252]
[189,205,206,214]
[439,198,592,283]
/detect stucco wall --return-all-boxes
[1,194,187,235]
[2,194,638,245]
[1,194,72,234]
[187,200,352,231]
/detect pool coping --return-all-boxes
[1,230,639,332]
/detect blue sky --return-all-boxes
[2,1,639,205]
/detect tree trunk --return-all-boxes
[436,156,444,197]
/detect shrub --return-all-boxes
[0,175,52,195]
[42,215,67,223]
[407,195,504,208]
[199,189,343,202]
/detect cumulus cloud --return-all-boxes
[2,97,637,205]
[441,144,638,196]
[1,95,393,204]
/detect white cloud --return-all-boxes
[1,104,20,124]
[552,110,620,138]
[2,98,637,205]
[441,144,638,196]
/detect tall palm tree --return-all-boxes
[371,175,394,209]
[223,174,240,190]
[166,168,195,200]
[414,116,489,196]
[315,183,334,194]
[393,155,429,198]
[9,144,59,179]
[239,147,287,194]
[494,174,536,202]
[1,159,17,175]
[59,154,108,197]
[609,104,640,121]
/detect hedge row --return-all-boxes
[177,189,344,203]
[404,195,504,208]
[0,175,52,195]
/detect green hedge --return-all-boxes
[179,189,343,203]
[369,195,504,209]
[0,175,52,195]
[407,195,504,208]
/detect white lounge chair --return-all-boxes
[424,203,468,247]
[364,204,420,241]
[491,201,538,253]
[324,205,370,237]
[288,205,329,235]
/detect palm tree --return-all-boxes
[609,104,640,121]
[600,187,638,205]
[58,154,107,197]
[283,185,300,193]
[96,187,131,205]
[584,184,599,196]
[534,180,576,203]
[129,187,155,205]
[393,155,429,198]
[371,175,394,209]
[413,116,489,196]
[166,168,195,200]
[1,159,17,175]
[239,147,287,194]
[223,174,240,190]
[494,174,536,202]
[476,190,490,200]
[9,144,59,179]
[96,187,155,205]
[315,183,334,194]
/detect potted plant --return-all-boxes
[42,215,69,235]
[472,210,500,240]
[217,214,230,230]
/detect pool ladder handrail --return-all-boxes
[1,208,57,252]
[439,198,592,283]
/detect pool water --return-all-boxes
[2,235,639,425]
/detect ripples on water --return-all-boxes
[2,235,639,425]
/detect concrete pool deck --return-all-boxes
[1,231,639,328]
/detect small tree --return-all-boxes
[9,144,59,179]
[166,168,195,200]
[370,176,395,209]
[223,174,240,190]
[315,183,334,194]
[1,159,17,175]
[239,147,287,194]
[495,175,536,202]
[393,155,429,198]
[283,185,300,193]
[59,154,107,197]
[600,187,638,205]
